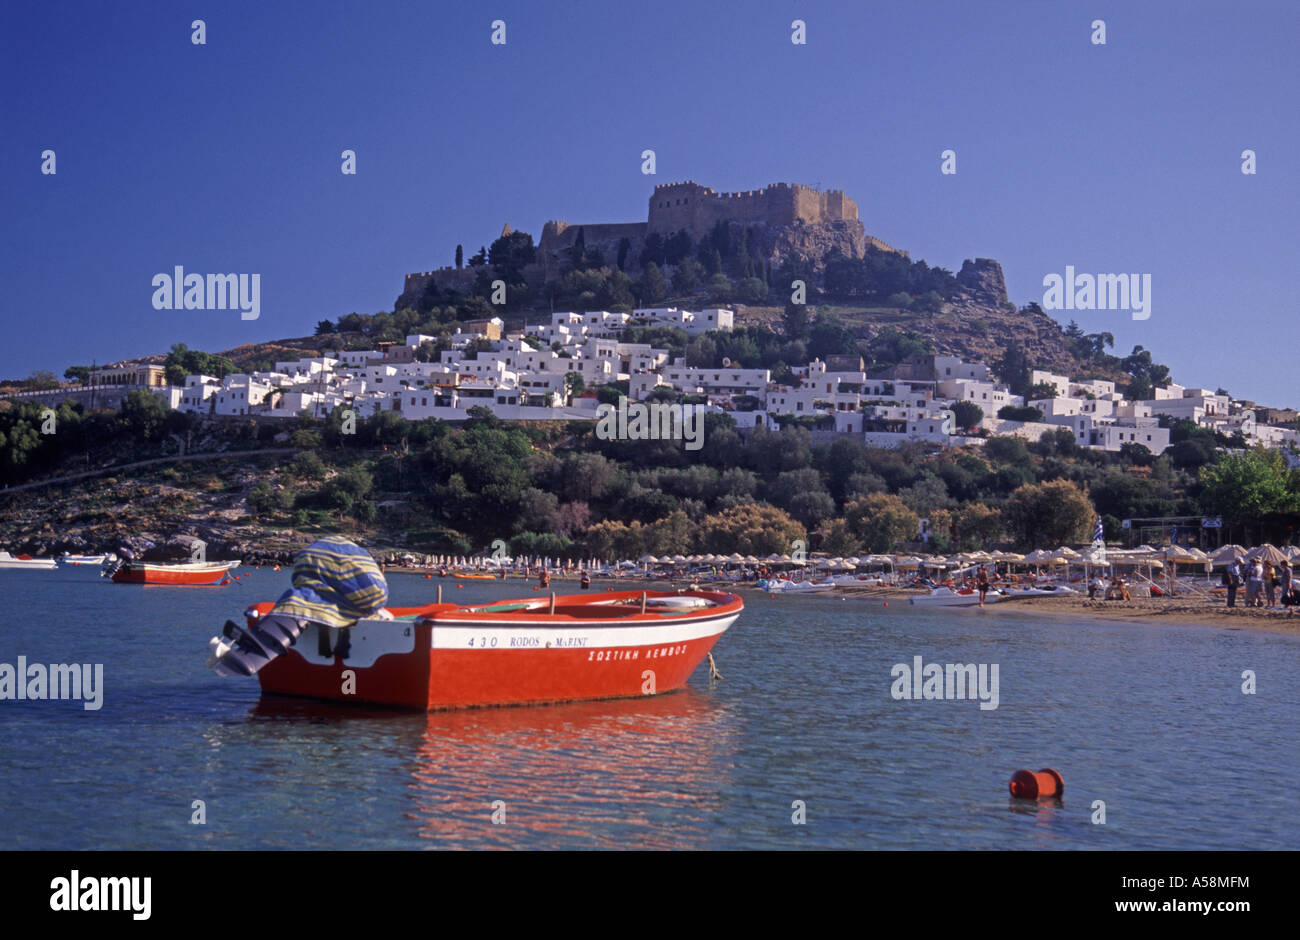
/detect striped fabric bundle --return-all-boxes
[270,537,389,627]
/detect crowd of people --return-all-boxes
[1224,557,1294,609]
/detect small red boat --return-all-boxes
[110,559,240,585]
[243,589,742,710]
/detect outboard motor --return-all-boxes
[207,613,308,677]
[207,536,389,677]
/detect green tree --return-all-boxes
[707,273,734,302]
[696,503,805,555]
[1002,479,1094,548]
[488,231,536,281]
[993,341,1033,398]
[818,518,860,556]
[672,258,703,295]
[119,389,171,442]
[997,405,1043,423]
[953,502,1005,549]
[844,492,919,553]
[1198,448,1297,526]
[638,262,668,304]
[736,277,769,305]
[22,371,61,390]
[952,400,984,431]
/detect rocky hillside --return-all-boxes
[833,258,1127,384]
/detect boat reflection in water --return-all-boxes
[250,688,738,849]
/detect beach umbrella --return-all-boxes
[639,554,657,564]
[744,555,759,564]
[1245,544,1287,564]
[1210,545,1245,564]
[1054,546,1081,559]
[728,553,744,563]
[1112,555,1163,568]
[1285,546,1300,561]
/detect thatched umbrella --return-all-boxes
[1210,544,1246,565]
[1245,544,1287,565]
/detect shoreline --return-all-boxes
[382,568,1300,637]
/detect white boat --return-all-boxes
[909,586,1003,607]
[1000,584,1078,599]
[832,574,888,587]
[759,578,836,594]
[0,551,59,570]
[61,553,113,565]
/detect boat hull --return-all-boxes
[910,588,1003,607]
[253,590,741,710]
[0,553,58,570]
[112,561,238,585]
[62,555,108,565]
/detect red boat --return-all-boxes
[110,559,240,585]
[243,588,742,710]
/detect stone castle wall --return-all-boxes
[405,180,891,300]
[645,181,858,236]
[538,220,648,252]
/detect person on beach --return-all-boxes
[1281,560,1293,607]
[538,568,550,589]
[1264,561,1278,608]
[1226,557,1242,608]
[1246,560,1264,607]
[1089,574,1105,599]
[976,566,989,607]
[580,570,591,590]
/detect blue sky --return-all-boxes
[2,1,1296,405]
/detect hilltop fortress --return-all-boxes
[400,179,904,307]
[540,180,869,249]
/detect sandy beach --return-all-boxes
[827,583,1300,635]
[388,568,1300,636]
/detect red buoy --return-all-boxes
[1009,768,1064,800]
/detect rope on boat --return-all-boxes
[707,652,723,680]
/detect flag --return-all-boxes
[1093,518,1104,544]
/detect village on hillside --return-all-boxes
[8,305,1298,460]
